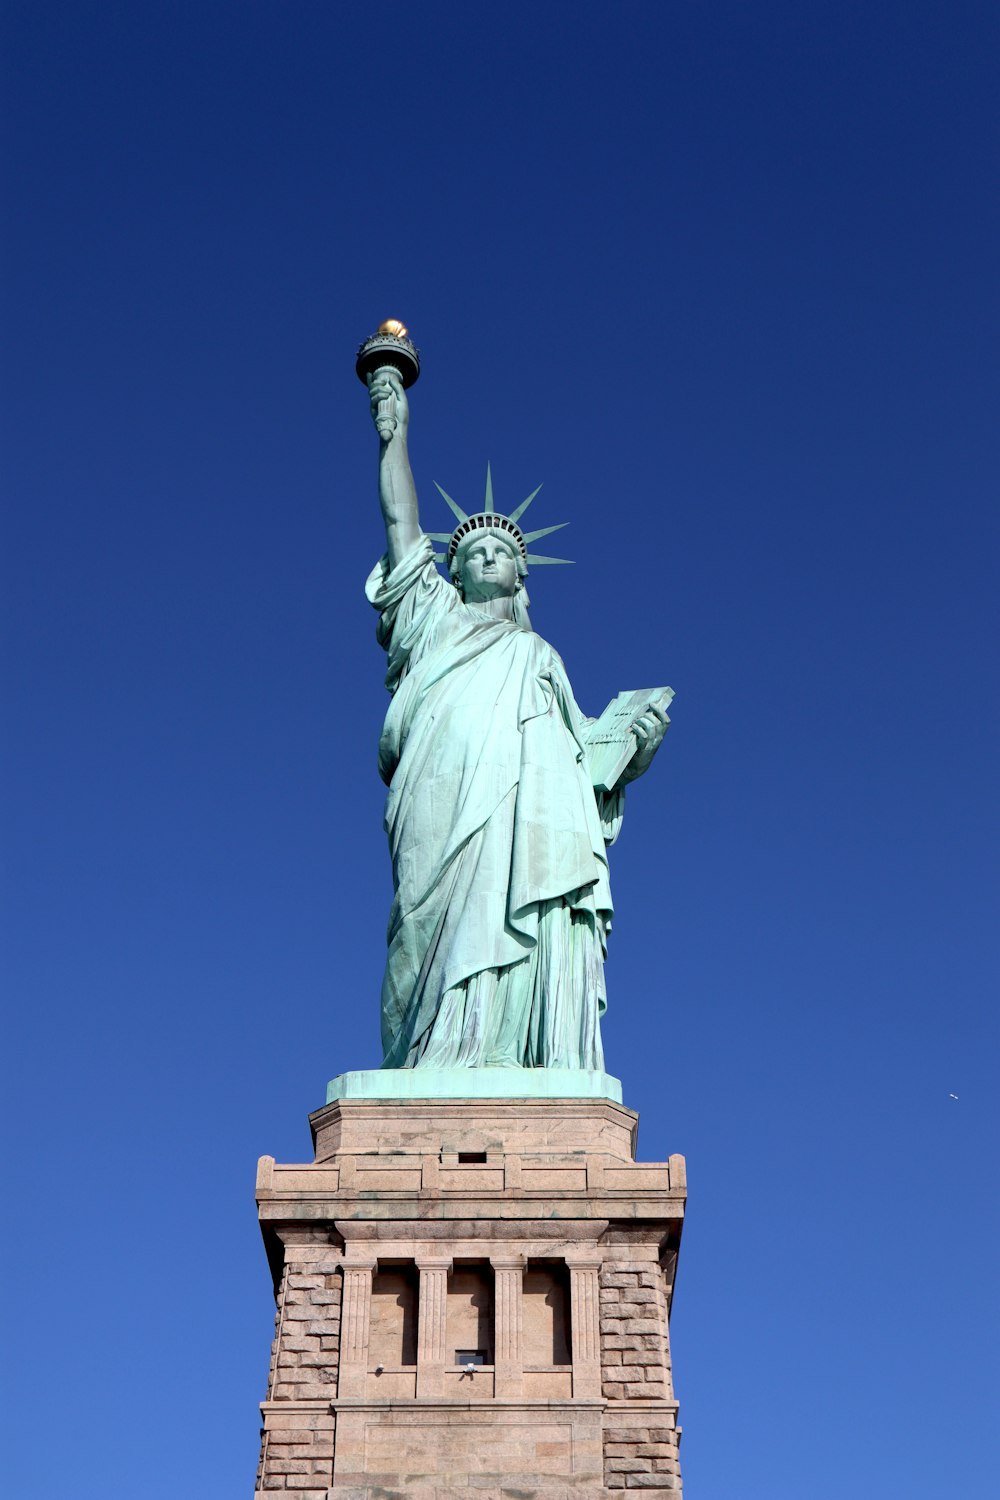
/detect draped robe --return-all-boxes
[367,538,624,1070]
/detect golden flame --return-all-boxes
[378,318,408,338]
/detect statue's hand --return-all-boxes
[620,704,669,785]
[369,370,409,445]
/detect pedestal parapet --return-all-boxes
[254,1094,685,1499]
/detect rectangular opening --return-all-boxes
[457,1151,488,1164]
[455,1349,487,1366]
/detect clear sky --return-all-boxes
[2,2,997,1496]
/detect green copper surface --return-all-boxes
[327,1067,623,1104]
[360,359,672,1082]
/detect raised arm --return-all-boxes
[369,371,422,569]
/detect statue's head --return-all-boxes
[427,468,571,618]
[449,524,527,603]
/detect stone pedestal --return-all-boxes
[254,1095,685,1499]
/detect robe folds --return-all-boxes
[367,538,624,1070]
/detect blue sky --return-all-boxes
[2,2,997,1495]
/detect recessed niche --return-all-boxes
[369,1263,418,1368]
[447,1262,494,1364]
[523,1261,572,1366]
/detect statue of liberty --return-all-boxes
[363,341,670,1074]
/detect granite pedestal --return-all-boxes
[254,1093,685,1499]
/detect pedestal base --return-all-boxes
[254,1095,685,1498]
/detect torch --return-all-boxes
[355,319,421,442]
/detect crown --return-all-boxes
[426,465,573,570]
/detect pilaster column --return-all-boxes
[416,1257,451,1397]
[338,1256,376,1397]
[491,1255,525,1396]
[566,1256,602,1398]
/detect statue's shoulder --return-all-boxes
[366,537,447,613]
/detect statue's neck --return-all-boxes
[467,594,516,622]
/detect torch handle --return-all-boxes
[369,362,401,443]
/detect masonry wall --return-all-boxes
[603,1422,683,1493]
[270,1266,343,1402]
[599,1262,672,1401]
[256,1260,342,1494]
[599,1259,680,1493]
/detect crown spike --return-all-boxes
[509,484,543,524]
[484,463,494,514]
[522,522,569,544]
[433,482,468,524]
[524,553,574,566]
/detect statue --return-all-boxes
[358,324,671,1074]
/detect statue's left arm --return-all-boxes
[585,703,667,849]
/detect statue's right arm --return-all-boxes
[371,372,422,570]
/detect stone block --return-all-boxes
[626,1380,668,1398]
[273,1444,331,1461]
[275,1351,306,1370]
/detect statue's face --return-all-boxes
[456,536,520,602]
